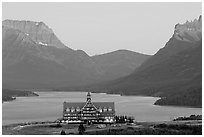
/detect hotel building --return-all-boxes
[63,92,115,124]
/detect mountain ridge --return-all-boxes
[3,19,69,49]
[79,16,202,107]
[2,19,150,89]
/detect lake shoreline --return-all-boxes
[2,89,39,103]
[30,90,201,108]
[3,91,201,126]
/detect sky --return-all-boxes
[2,2,202,56]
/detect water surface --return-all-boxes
[2,92,202,125]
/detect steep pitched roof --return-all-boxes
[63,101,115,110]
[93,102,115,109]
[63,102,85,108]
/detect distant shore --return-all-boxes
[2,89,39,103]
[23,90,202,108]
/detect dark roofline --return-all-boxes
[63,102,115,109]
[64,102,114,103]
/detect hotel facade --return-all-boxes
[63,92,115,124]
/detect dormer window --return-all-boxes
[108,107,112,111]
[71,107,75,112]
[66,108,70,112]
[98,107,102,112]
[76,107,80,112]
[103,108,107,112]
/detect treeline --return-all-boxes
[2,96,16,102]
[154,88,202,107]
[2,89,39,103]
[115,115,134,123]
[173,115,202,121]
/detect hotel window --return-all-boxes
[108,108,112,111]
[90,107,94,110]
[86,108,90,110]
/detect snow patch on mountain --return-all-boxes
[2,20,68,49]
[38,42,48,46]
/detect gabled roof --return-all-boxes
[93,102,115,109]
[63,102,85,108]
[63,102,115,109]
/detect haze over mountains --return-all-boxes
[2,20,150,89]
[84,15,202,107]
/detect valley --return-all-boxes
[2,16,202,108]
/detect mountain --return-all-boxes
[134,15,202,73]
[174,15,202,42]
[87,16,202,107]
[2,22,101,89]
[91,50,150,81]
[3,20,68,49]
[2,20,150,89]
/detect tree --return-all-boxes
[78,124,85,134]
[60,130,66,135]
[127,117,134,123]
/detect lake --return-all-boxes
[2,92,202,125]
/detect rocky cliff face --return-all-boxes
[3,20,67,49]
[2,20,103,89]
[173,15,202,42]
[133,16,202,72]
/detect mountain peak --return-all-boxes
[173,15,202,42]
[3,19,53,33]
[2,19,67,49]
[198,15,202,22]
